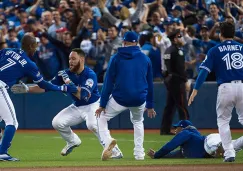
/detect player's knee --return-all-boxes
[87,123,97,133]
[4,120,18,130]
[52,118,63,129]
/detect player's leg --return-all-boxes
[216,83,235,162]
[97,97,127,160]
[84,100,123,159]
[160,89,176,135]
[234,84,243,153]
[0,85,19,161]
[52,104,83,156]
[232,136,243,152]
[129,103,146,160]
[173,82,189,120]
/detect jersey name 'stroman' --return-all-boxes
[218,45,242,52]
[5,50,27,67]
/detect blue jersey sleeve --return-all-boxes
[154,130,192,158]
[24,61,44,84]
[50,75,64,86]
[199,48,214,73]
[100,56,116,108]
[80,73,97,101]
[146,59,154,109]
[24,60,63,92]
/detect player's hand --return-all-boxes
[188,89,198,106]
[145,108,156,118]
[58,70,71,84]
[95,107,105,118]
[61,83,78,93]
[147,148,155,159]
[11,82,29,94]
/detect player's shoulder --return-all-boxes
[84,66,96,76]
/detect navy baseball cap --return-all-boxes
[123,31,138,43]
[172,5,182,12]
[173,120,193,128]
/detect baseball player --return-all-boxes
[204,133,243,158]
[147,120,243,159]
[95,31,156,161]
[11,48,123,159]
[188,22,243,162]
[0,34,77,161]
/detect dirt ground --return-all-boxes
[0,165,243,171]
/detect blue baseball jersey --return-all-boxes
[154,127,206,158]
[200,40,243,85]
[0,48,43,87]
[51,66,100,106]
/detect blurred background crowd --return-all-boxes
[0,0,242,82]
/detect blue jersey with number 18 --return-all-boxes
[0,48,43,87]
[200,40,243,85]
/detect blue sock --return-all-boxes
[0,125,16,154]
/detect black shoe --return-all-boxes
[223,157,235,162]
[160,131,175,135]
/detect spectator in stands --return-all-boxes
[48,10,66,38]
[35,34,61,80]
[41,11,53,29]
[141,31,162,81]
[205,3,224,30]
[6,28,20,48]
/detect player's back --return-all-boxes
[0,48,29,87]
[207,40,243,85]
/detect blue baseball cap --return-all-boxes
[123,31,138,43]
[173,120,193,128]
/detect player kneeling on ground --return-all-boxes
[147,120,243,159]
[11,48,123,159]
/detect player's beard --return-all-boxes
[70,61,81,73]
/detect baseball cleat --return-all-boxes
[101,138,117,161]
[111,146,123,159]
[223,157,235,162]
[61,139,81,156]
[0,154,19,161]
[135,156,144,160]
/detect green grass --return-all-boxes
[1,131,243,168]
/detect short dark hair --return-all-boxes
[71,48,85,57]
[220,22,235,38]
[209,2,218,9]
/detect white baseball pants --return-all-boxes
[204,133,243,156]
[0,80,18,129]
[98,97,145,158]
[216,82,243,158]
[52,101,102,145]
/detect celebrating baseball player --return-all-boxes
[0,34,77,161]
[95,31,156,161]
[11,48,123,159]
[147,120,243,159]
[188,22,243,162]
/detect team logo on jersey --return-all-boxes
[178,50,184,56]
[36,72,41,77]
[85,79,94,88]
[164,54,171,59]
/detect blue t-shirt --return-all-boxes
[51,66,100,106]
[200,40,243,85]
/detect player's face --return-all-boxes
[69,52,82,72]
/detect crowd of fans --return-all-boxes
[0,0,243,82]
